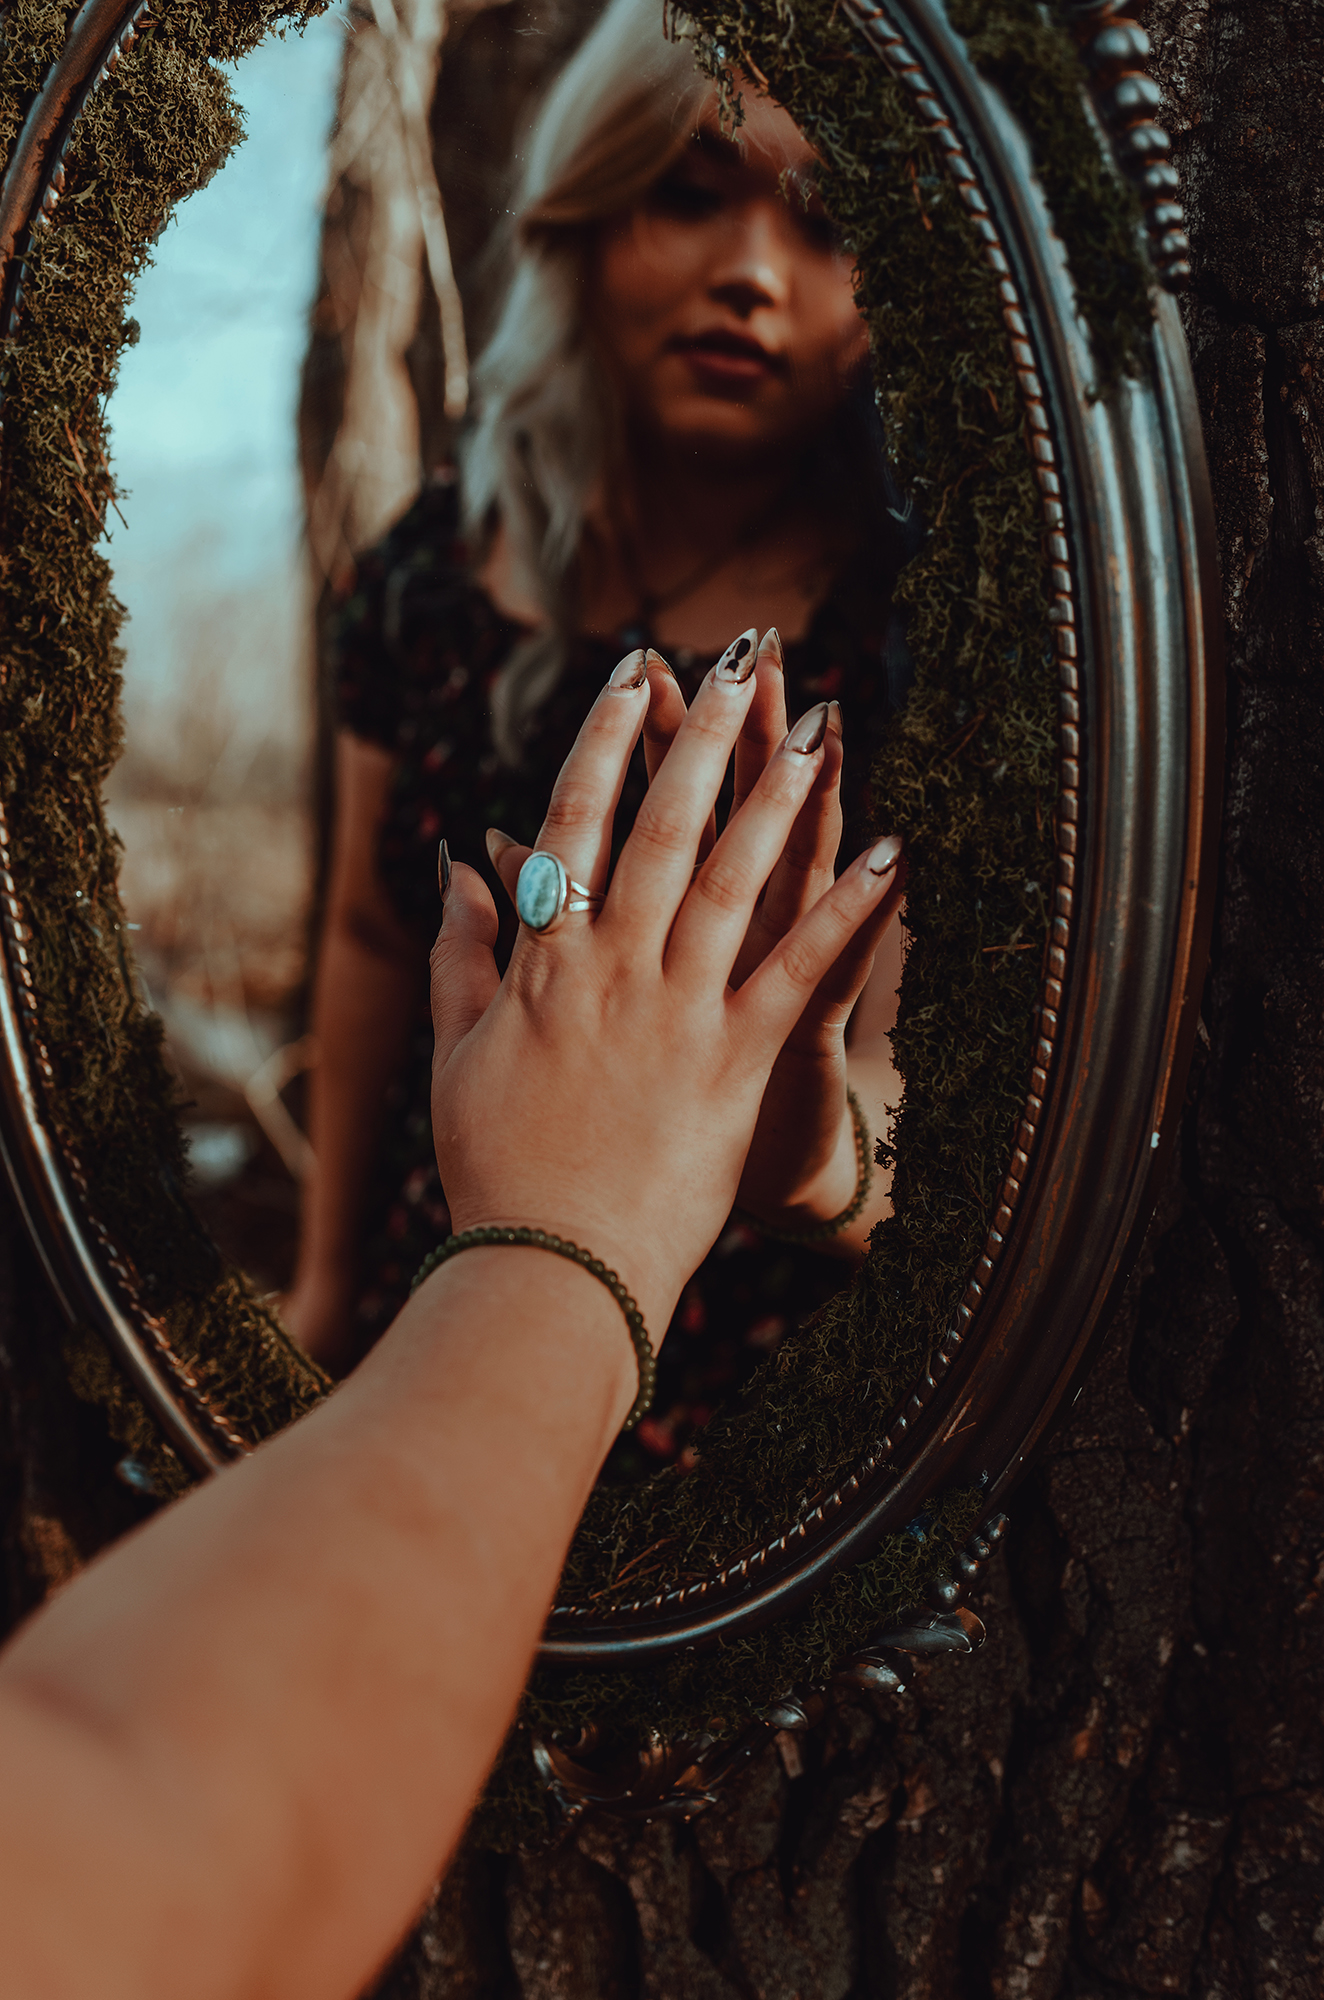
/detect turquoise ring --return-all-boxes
[515,851,602,934]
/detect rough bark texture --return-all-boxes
[1,2,1322,1994]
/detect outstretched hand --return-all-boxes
[430,641,904,1342]
[484,631,905,1251]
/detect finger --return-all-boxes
[641,650,688,786]
[731,628,789,815]
[780,844,907,1052]
[730,703,843,988]
[666,702,832,990]
[485,825,532,907]
[529,646,651,900]
[604,628,760,938]
[734,836,906,1057]
[429,862,501,1071]
[641,652,718,863]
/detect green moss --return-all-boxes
[0,1,331,1492]
[947,0,1152,386]
[0,0,1153,1852]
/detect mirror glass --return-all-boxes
[106,0,918,1483]
[104,15,347,1290]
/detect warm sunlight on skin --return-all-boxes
[589,90,870,468]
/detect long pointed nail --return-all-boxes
[713,627,759,684]
[786,701,830,753]
[608,647,648,691]
[438,838,451,898]
[868,834,903,875]
[826,699,843,738]
[756,627,784,672]
[485,826,517,867]
[644,646,674,678]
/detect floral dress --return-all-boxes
[333,468,910,1479]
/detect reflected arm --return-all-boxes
[286,732,423,1374]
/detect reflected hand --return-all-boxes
[629,632,906,1249]
[431,644,903,1340]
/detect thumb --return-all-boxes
[429,860,500,1071]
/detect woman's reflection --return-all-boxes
[288,0,917,1472]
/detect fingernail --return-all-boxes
[438,838,451,898]
[713,627,759,685]
[786,701,830,753]
[826,699,843,738]
[608,647,648,691]
[644,646,674,677]
[485,826,516,866]
[868,834,903,875]
[756,627,784,672]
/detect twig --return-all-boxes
[939,708,988,760]
[588,1536,678,1600]
[369,0,469,419]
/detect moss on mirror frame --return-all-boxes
[0,0,1152,1852]
[0,0,334,1488]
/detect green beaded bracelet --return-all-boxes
[410,1225,656,1430]
[735,1087,876,1246]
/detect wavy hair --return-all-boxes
[460,0,712,763]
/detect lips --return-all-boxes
[672,328,784,383]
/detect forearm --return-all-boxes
[0,1250,638,2000]
[294,921,419,1293]
[754,1045,897,1261]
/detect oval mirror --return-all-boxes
[0,0,1220,1843]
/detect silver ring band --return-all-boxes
[515,851,603,934]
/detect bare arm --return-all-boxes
[0,644,905,2000]
[0,1252,633,2000]
[286,732,423,1374]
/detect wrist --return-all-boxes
[441,1206,681,1352]
[414,1218,674,1431]
[404,1247,642,1451]
[738,1092,874,1246]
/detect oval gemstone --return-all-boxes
[516,851,565,931]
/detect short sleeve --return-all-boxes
[329,474,465,751]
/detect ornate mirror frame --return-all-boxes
[0,0,1220,1839]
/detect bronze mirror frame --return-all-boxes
[0,0,1221,1805]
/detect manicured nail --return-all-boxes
[756,627,784,672]
[644,646,674,677]
[713,628,759,685]
[608,647,648,691]
[868,834,903,875]
[826,699,843,738]
[438,838,451,899]
[485,826,517,867]
[786,702,830,754]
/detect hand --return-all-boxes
[723,633,906,1242]
[429,641,906,1341]
[612,632,907,1245]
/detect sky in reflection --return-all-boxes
[104,9,346,713]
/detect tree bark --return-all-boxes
[2,3,1321,1994]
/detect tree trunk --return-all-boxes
[1,3,1320,1994]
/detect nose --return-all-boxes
[707,203,791,319]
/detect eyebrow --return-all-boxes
[685,128,743,165]
[685,126,821,188]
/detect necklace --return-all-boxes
[612,481,799,653]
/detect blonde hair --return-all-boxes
[461,0,712,762]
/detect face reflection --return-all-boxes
[589,93,869,466]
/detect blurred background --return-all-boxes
[104,0,603,1291]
